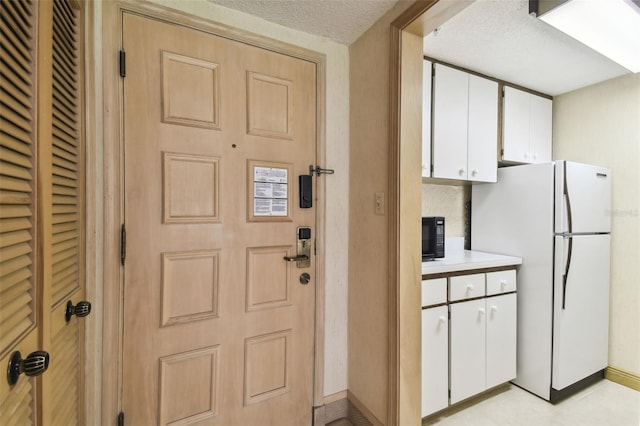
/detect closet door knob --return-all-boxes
[65,300,92,322]
[7,351,50,386]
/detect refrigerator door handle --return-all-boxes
[562,236,573,310]
[563,165,573,234]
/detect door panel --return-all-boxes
[555,161,611,234]
[1,0,86,424]
[450,299,486,404]
[1,0,39,423]
[467,74,498,183]
[552,235,610,390]
[122,14,316,425]
[421,306,448,417]
[432,64,468,180]
[486,293,516,388]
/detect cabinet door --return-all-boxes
[502,86,530,163]
[450,299,486,404]
[529,94,552,163]
[467,75,498,182]
[432,64,469,180]
[486,293,517,388]
[422,60,432,178]
[422,306,449,417]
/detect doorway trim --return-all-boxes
[100,2,327,424]
[388,1,474,424]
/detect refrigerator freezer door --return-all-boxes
[555,161,611,234]
[552,235,610,391]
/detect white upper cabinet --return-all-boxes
[431,63,498,183]
[502,86,552,164]
[422,60,433,178]
[468,75,499,182]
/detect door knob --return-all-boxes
[7,350,50,386]
[65,300,92,322]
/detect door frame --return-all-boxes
[388,1,473,424]
[99,2,327,424]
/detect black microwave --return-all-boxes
[422,216,445,261]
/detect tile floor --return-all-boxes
[423,380,639,426]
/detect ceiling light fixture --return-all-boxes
[530,0,640,72]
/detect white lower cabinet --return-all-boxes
[450,298,487,404]
[422,270,517,416]
[421,306,449,417]
[450,293,517,404]
[486,293,517,388]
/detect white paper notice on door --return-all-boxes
[253,166,288,216]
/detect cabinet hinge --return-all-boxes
[120,224,126,265]
[117,412,124,426]
[119,50,126,78]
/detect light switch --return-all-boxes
[375,192,385,215]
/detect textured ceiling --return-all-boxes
[209,0,399,44]
[209,0,633,96]
[423,0,631,95]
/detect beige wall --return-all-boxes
[421,184,469,238]
[348,2,415,423]
[553,73,640,377]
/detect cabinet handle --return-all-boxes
[490,305,498,313]
[458,168,465,176]
[471,169,478,176]
[466,284,474,292]
[478,308,485,315]
[500,280,507,289]
[438,316,446,324]
[533,153,538,160]
[524,152,529,159]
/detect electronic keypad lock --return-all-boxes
[283,227,311,268]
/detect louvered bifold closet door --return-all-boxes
[0,0,39,424]
[48,1,85,425]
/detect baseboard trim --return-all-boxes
[606,366,640,391]
[347,391,383,426]
[324,390,348,405]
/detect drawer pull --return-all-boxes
[466,284,474,292]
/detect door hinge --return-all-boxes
[119,50,126,78]
[117,412,124,426]
[120,224,126,265]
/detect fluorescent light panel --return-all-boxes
[539,0,640,72]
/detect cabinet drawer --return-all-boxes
[449,274,485,301]
[486,270,516,295]
[422,278,447,307]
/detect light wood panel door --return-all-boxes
[1,0,87,424]
[121,13,317,425]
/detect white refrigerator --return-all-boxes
[471,161,611,402]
